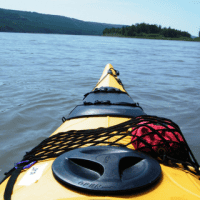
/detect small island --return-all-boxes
[103,23,200,42]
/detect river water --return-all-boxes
[0,32,200,180]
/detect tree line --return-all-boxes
[103,23,191,38]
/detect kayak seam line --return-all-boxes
[165,172,200,198]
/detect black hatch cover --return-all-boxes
[52,146,161,194]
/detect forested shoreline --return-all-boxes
[1,8,199,41]
[103,23,200,41]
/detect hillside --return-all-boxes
[0,8,124,35]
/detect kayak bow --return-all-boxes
[0,64,200,200]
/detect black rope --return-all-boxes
[83,100,143,110]
[83,86,127,100]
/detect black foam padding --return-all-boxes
[66,105,146,120]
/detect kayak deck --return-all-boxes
[0,64,200,200]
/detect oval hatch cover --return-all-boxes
[52,146,161,194]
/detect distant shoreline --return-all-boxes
[1,8,199,41]
[0,31,199,42]
[103,34,200,42]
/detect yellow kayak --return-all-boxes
[1,64,200,200]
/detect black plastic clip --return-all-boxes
[62,117,67,123]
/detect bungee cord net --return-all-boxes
[3,115,200,182]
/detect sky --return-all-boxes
[1,0,200,36]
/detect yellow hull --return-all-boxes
[0,64,200,200]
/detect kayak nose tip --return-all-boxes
[105,63,114,68]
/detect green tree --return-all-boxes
[103,23,191,39]
[149,25,159,34]
[121,27,125,35]
[103,28,108,34]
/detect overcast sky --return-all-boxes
[1,0,200,36]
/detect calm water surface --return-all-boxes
[0,32,200,180]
